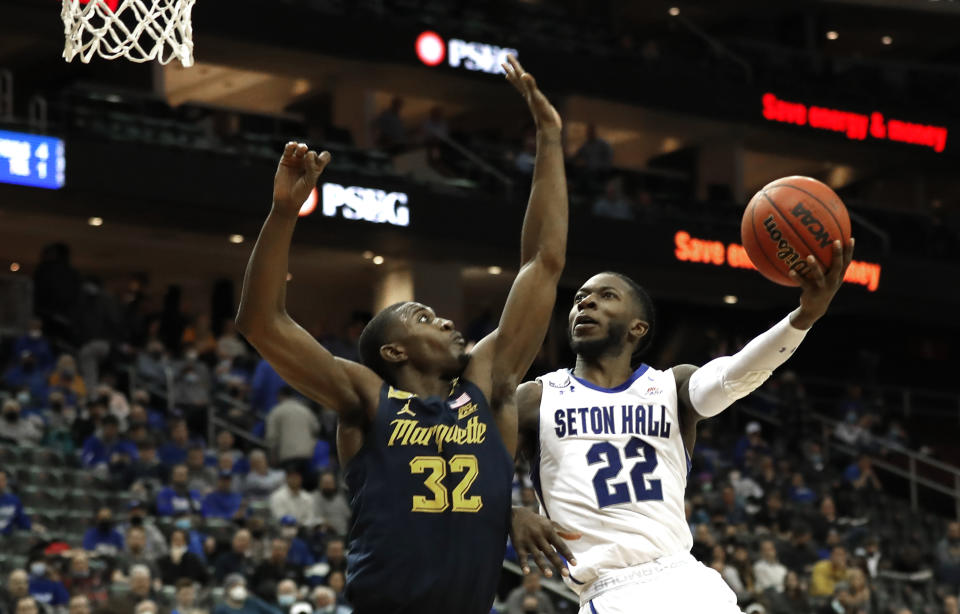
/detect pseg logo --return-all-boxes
[415,31,517,75]
[320,182,410,227]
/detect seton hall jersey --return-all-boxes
[344,378,513,614]
[533,365,693,593]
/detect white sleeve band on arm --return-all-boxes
[688,314,809,418]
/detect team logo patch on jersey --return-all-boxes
[458,403,479,420]
[396,400,416,417]
[448,392,471,409]
[645,386,662,396]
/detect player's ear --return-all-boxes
[380,343,407,365]
[629,318,649,342]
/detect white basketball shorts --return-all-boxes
[576,553,743,614]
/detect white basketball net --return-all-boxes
[61,0,196,67]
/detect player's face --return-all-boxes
[568,274,639,359]
[395,303,468,377]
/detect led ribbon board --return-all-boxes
[0,130,66,189]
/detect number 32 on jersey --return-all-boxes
[409,454,483,513]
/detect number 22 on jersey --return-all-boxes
[587,436,663,507]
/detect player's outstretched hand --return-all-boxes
[511,506,581,578]
[273,142,332,216]
[502,55,561,134]
[789,238,855,329]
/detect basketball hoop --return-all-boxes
[61,0,196,67]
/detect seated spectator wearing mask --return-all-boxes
[171,579,199,614]
[309,587,350,614]
[48,354,86,400]
[0,400,43,446]
[158,530,209,586]
[118,500,168,559]
[81,507,124,556]
[214,529,256,582]
[114,526,161,580]
[213,575,280,614]
[0,469,32,536]
[274,580,298,612]
[105,564,158,613]
[27,557,69,611]
[313,472,349,538]
[252,539,302,600]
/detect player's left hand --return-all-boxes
[510,506,581,578]
[502,55,562,134]
[790,238,855,329]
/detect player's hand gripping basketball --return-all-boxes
[790,238,855,329]
[502,55,562,134]
[511,506,581,578]
[272,142,332,216]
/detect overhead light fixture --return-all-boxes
[881,35,893,45]
[668,6,680,16]
[362,251,375,259]
[723,295,739,305]
[487,266,502,275]
[9,262,20,272]
[228,234,244,244]
[372,255,385,265]
[88,217,103,227]
[826,31,839,40]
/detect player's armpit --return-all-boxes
[515,381,543,461]
[241,315,381,420]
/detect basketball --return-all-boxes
[740,176,851,286]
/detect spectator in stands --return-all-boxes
[215,574,278,614]
[68,595,91,614]
[0,400,42,446]
[159,420,192,467]
[81,414,138,470]
[27,557,69,611]
[157,464,203,517]
[734,422,769,468]
[811,496,840,544]
[174,345,212,410]
[104,563,155,612]
[270,469,315,528]
[132,439,165,494]
[3,351,50,410]
[158,530,208,586]
[12,319,54,372]
[250,359,287,416]
[762,570,809,614]
[265,388,319,475]
[171,579,198,614]
[119,500,167,559]
[14,597,38,614]
[217,320,248,362]
[186,445,216,494]
[131,389,166,432]
[309,586,349,614]
[787,473,816,505]
[137,340,171,390]
[326,570,347,606]
[571,123,613,173]
[943,595,959,614]
[845,454,882,491]
[321,538,347,577]
[754,539,787,593]
[71,397,106,451]
[0,469,31,536]
[373,97,406,153]
[209,431,243,468]
[62,552,106,606]
[215,529,255,582]
[203,471,245,520]
[82,507,124,556]
[504,570,555,614]
[251,539,302,600]
[810,546,852,597]
[274,580,298,612]
[74,277,123,397]
[4,570,30,614]
[834,567,870,613]
[936,522,960,589]
[713,485,748,526]
[779,523,819,573]
[48,355,86,401]
[183,313,218,361]
[134,600,159,614]
[33,242,81,341]
[314,472,349,538]
[755,492,792,537]
[591,177,635,221]
[277,517,313,568]
[115,526,161,579]
[243,451,285,501]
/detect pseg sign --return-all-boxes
[415,30,517,75]
[307,182,410,227]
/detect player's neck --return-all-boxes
[394,369,452,399]
[572,353,636,389]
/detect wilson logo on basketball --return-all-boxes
[762,215,812,276]
[789,202,832,249]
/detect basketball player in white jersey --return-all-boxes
[510,239,854,613]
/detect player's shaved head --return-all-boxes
[358,302,409,384]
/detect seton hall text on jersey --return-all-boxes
[553,405,672,439]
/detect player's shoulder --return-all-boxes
[517,379,543,410]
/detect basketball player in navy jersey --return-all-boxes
[236,56,567,614]
[511,240,854,613]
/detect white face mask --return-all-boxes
[228,586,247,602]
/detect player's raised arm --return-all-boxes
[235,143,381,418]
[675,239,855,439]
[470,56,568,396]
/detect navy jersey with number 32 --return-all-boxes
[344,378,513,614]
